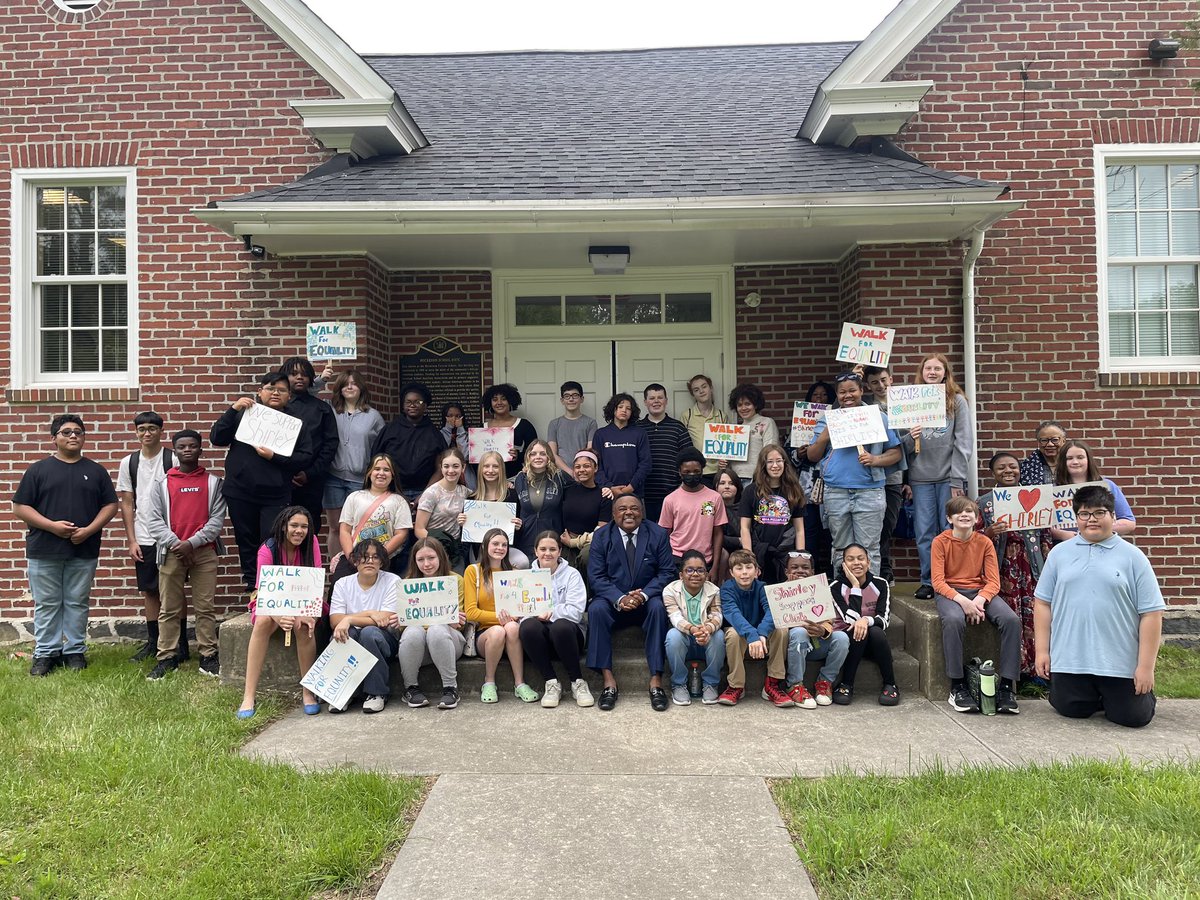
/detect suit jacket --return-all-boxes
[588,520,676,609]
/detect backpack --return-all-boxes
[127,448,174,508]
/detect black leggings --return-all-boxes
[518,617,584,682]
[840,624,895,687]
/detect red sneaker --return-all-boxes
[788,682,817,709]
[761,677,796,708]
[815,679,834,706]
[717,686,744,706]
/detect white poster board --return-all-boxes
[461,500,517,543]
[493,569,553,618]
[702,422,750,461]
[991,484,1055,532]
[886,384,947,430]
[306,321,357,361]
[1052,481,1108,529]
[764,574,836,627]
[235,403,302,457]
[835,322,895,367]
[824,405,888,450]
[790,401,829,448]
[300,637,372,710]
[468,427,515,464]
[256,565,325,617]
[398,577,460,627]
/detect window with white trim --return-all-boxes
[1099,151,1200,369]
[11,168,137,387]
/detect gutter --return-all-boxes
[962,226,986,498]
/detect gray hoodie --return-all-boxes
[330,405,385,483]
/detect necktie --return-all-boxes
[625,532,637,574]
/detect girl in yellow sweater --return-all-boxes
[465,527,538,704]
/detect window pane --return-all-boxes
[1170,165,1199,209]
[1107,267,1134,310]
[1138,312,1167,356]
[514,295,560,326]
[71,284,100,327]
[1107,165,1136,210]
[1109,312,1136,357]
[1169,311,1200,355]
[665,292,712,323]
[41,284,69,327]
[66,186,95,229]
[67,232,95,275]
[1135,267,1166,309]
[102,329,127,372]
[1137,165,1168,209]
[102,284,128,326]
[36,188,65,229]
[37,233,64,276]
[615,293,661,324]
[98,232,126,275]
[72,330,100,371]
[41,331,68,373]
[1138,212,1168,256]
[565,295,611,325]
[1107,212,1135,257]
[1168,265,1198,310]
[1170,212,1200,255]
[97,185,125,228]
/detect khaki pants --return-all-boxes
[157,544,218,660]
[723,626,788,689]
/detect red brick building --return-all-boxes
[1,0,1196,639]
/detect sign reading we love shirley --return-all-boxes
[764,575,836,627]
[991,484,1055,531]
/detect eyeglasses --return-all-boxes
[561,392,582,400]
[1038,436,1064,446]
[263,385,288,394]
[57,429,84,437]
[357,554,383,563]
[404,398,426,406]
[1076,510,1111,521]
[682,567,707,575]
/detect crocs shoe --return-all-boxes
[480,683,499,703]
[514,682,539,703]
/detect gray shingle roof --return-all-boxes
[226,44,999,204]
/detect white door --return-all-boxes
[615,339,725,420]
[503,341,611,436]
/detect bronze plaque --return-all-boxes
[398,337,483,425]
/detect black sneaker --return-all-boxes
[198,654,220,678]
[30,656,56,677]
[915,584,935,600]
[64,653,87,671]
[146,658,179,681]
[129,641,155,663]
[997,687,1020,715]
[948,685,979,713]
[437,687,459,710]
[403,686,429,708]
[174,641,191,663]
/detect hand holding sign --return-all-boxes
[468,427,515,464]
[836,323,895,367]
[790,402,828,448]
[764,575,836,628]
[235,403,302,457]
[493,569,553,618]
[824,405,888,451]
[307,321,357,362]
[703,422,749,461]
[461,500,518,543]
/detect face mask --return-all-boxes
[681,473,704,488]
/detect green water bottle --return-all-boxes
[979,659,997,716]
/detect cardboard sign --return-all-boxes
[835,322,895,367]
[886,384,947,430]
[790,401,829,448]
[991,484,1055,532]
[461,500,517,544]
[256,565,325,617]
[468,427,515,464]
[1052,481,1108,530]
[235,402,302,457]
[301,637,371,710]
[306,321,357,361]
[493,569,553,618]
[398,577,460,627]
[764,574,836,627]
[702,422,750,461]
[824,404,888,450]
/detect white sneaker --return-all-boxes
[541,678,562,708]
[362,695,386,714]
[572,678,595,708]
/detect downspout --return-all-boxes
[962,227,987,498]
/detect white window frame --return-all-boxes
[1095,144,1200,372]
[10,166,139,388]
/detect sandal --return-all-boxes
[514,683,539,703]
[879,684,900,707]
[832,684,853,706]
[480,683,499,703]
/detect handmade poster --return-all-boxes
[764,574,836,627]
[398,577,460,627]
[255,565,325,617]
[990,484,1055,531]
[461,500,517,543]
[824,404,888,450]
[234,402,302,457]
[300,637,371,710]
[886,384,947,430]
[703,422,750,461]
[306,321,357,361]
[835,322,895,366]
[468,426,515,464]
[1052,481,1108,530]
[790,401,829,447]
[493,569,553,618]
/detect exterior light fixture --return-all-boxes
[588,245,630,275]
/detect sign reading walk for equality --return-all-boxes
[255,565,325,617]
[306,321,357,361]
[398,577,460,627]
[835,323,895,367]
[301,637,371,710]
[703,422,749,461]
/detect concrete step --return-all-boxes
[890,593,1003,700]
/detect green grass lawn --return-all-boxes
[0,645,426,900]
[1154,643,1200,699]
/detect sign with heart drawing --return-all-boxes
[991,484,1055,531]
[764,574,836,627]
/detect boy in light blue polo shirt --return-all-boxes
[1034,484,1164,728]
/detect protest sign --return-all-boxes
[764,575,836,628]
[824,405,888,450]
[468,427,515,464]
[235,402,302,457]
[703,422,749,461]
[790,401,829,448]
[398,577,460,627]
[256,565,325,617]
[461,500,517,543]
[493,569,553,618]
[306,321,357,361]
[301,637,371,710]
[886,384,947,430]
[990,484,1055,531]
[835,322,895,366]
[1052,481,1108,529]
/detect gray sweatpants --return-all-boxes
[398,624,467,688]
[935,589,1021,682]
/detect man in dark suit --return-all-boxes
[587,494,677,711]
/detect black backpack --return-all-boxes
[127,448,174,508]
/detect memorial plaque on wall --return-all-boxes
[398,337,483,425]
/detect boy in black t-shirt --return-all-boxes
[13,414,119,675]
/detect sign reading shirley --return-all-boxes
[824,404,888,450]
[461,500,517,543]
[301,637,371,710]
[835,322,895,366]
[1052,481,1108,530]
[703,422,749,461]
[398,577,460,627]
[886,384,947,430]
[468,427,515,464]
[790,401,829,447]
[991,485,1055,532]
[493,569,553,619]
[764,575,836,628]
[235,402,302,457]
[256,565,325,617]
[306,321,357,361]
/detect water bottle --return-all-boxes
[688,660,703,698]
[979,659,997,716]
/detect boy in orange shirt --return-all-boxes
[931,496,1020,715]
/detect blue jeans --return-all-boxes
[788,629,849,684]
[823,486,886,573]
[665,627,726,687]
[30,557,99,658]
[911,481,953,585]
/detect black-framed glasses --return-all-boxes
[57,429,84,437]
[1038,436,1064,446]
[561,392,582,400]
[682,567,707,575]
[1076,509,1111,521]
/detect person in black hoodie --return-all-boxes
[211,371,314,591]
[281,356,339,532]
[371,382,445,507]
